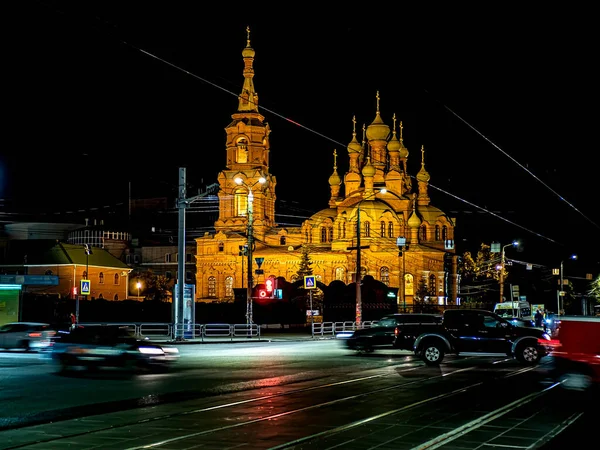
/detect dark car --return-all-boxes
[50,325,179,372]
[343,313,442,352]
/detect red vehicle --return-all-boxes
[550,316,600,391]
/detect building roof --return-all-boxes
[0,240,130,269]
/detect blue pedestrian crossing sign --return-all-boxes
[304,275,316,290]
[80,279,91,296]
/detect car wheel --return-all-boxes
[355,339,374,353]
[515,341,541,364]
[421,341,444,366]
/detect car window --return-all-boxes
[376,318,397,327]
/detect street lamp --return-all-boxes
[556,254,577,317]
[136,280,141,299]
[79,244,92,326]
[235,176,266,327]
[498,240,519,304]
[396,236,407,311]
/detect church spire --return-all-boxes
[238,26,259,112]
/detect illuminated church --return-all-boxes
[195,29,458,311]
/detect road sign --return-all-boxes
[304,275,316,289]
[80,279,91,296]
[255,257,264,268]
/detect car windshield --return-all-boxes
[374,318,397,327]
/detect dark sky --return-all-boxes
[3,2,599,270]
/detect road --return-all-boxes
[0,339,594,449]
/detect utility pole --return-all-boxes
[176,167,219,340]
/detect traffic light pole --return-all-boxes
[176,168,219,340]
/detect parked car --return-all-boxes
[0,322,56,351]
[343,313,442,352]
[50,325,179,372]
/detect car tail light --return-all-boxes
[28,332,42,338]
[543,338,561,348]
[394,327,399,337]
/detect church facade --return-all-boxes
[195,30,458,311]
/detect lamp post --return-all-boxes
[235,176,266,327]
[80,244,92,326]
[396,236,407,311]
[498,240,518,304]
[557,254,577,317]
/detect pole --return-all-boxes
[246,189,254,327]
[499,247,505,303]
[355,205,362,327]
[309,289,313,337]
[176,168,186,340]
[402,249,406,311]
[558,260,564,318]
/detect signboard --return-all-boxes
[304,275,316,289]
[80,279,91,296]
[174,283,196,332]
[0,275,59,286]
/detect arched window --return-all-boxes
[321,227,327,243]
[442,225,448,241]
[114,273,119,285]
[342,222,346,239]
[380,221,386,237]
[388,222,394,238]
[218,242,224,252]
[405,273,414,296]
[380,266,390,285]
[328,227,333,242]
[236,137,248,163]
[335,267,345,281]
[420,226,427,241]
[235,188,248,216]
[364,221,370,237]
[429,274,436,294]
[225,276,234,298]
[113,294,119,301]
[280,236,286,245]
[99,272,104,284]
[208,276,216,297]
[435,225,441,240]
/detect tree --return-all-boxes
[459,243,503,305]
[134,270,173,301]
[295,245,313,279]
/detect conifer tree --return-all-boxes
[296,245,313,279]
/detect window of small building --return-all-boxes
[99,272,104,284]
[114,273,119,285]
[114,294,119,301]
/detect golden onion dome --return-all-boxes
[361,157,376,178]
[366,111,390,141]
[408,210,422,228]
[328,170,341,186]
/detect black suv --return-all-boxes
[344,313,442,352]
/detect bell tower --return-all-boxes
[215,27,277,239]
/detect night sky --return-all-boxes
[3,2,599,270]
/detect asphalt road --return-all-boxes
[0,339,595,449]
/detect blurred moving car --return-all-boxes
[51,325,179,372]
[549,316,600,391]
[0,322,56,351]
[343,313,442,352]
[507,317,538,328]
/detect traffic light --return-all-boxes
[265,277,274,297]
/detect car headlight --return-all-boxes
[138,346,165,355]
[162,347,179,355]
